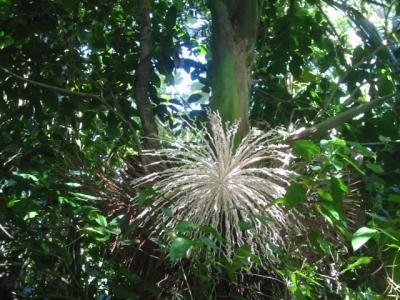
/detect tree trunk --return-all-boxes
[208,0,263,141]
[134,0,158,149]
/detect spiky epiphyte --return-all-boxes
[133,112,303,256]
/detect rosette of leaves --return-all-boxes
[132,112,304,258]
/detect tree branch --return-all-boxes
[0,65,146,167]
[286,92,398,144]
[0,223,14,240]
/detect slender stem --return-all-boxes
[0,223,14,239]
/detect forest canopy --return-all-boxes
[1,0,400,299]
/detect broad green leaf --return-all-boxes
[388,194,400,203]
[104,226,121,235]
[176,220,197,232]
[253,214,271,225]
[283,182,307,210]
[294,270,322,286]
[199,236,219,251]
[58,196,77,207]
[161,207,174,217]
[238,220,254,231]
[81,226,104,235]
[24,211,38,220]
[342,256,373,273]
[293,140,320,160]
[365,162,384,174]
[236,245,261,265]
[349,142,374,158]
[170,237,192,262]
[317,189,333,202]
[339,154,366,175]
[352,227,378,251]
[95,215,108,227]
[200,225,224,243]
[331,158,344,171]
[377,77,394,97]
[138,187,155,207]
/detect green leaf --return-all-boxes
[339,154,366,175]
[200,225,224,243]
[187,93,202,103]
[71,192,99,201]
[6,198,21,208]
[293,140,320,160]
[388,194,400,203]
[365,161,384,174]
[352,227,378,251]
[81,226,104,235]
[253,214,271,225]
[342,256,373,273]
[348,142,374,158]
[58,196,77,207]
[95,215,108,227]
[377,77,394,97]
[294,270,322,286]
[138,187,155,207]
[176,221,197,232]
[377,228,399,241]
[13,172,39,182]
[65,182,82,188]
[317,189,333,202]
[331,158,344,171]
[162,207,174,217]
[199,236,220,252]
[24,211,38,220]
[238,220,254,231]
[170,237,192,262]
[330,176,348,209]
[283,182,307,210]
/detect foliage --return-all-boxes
[1,0,399,299]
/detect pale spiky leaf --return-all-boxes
[133,112,303,257]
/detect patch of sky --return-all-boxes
[163,16,208,112]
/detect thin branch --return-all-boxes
[316,3,348,52]
[180,262,194,300]
[254,88,293,103]
[0,223,14,239]
[286,91,398,143]
[324,44,387,109]
[0,65,100,99]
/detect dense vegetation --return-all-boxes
[1,0,399,299]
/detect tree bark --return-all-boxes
[134,0,158,149]
[208,0,263,142]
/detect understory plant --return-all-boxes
[133,111,305,259]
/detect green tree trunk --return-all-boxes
[134,0,158,149]
[208,0,263,141]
